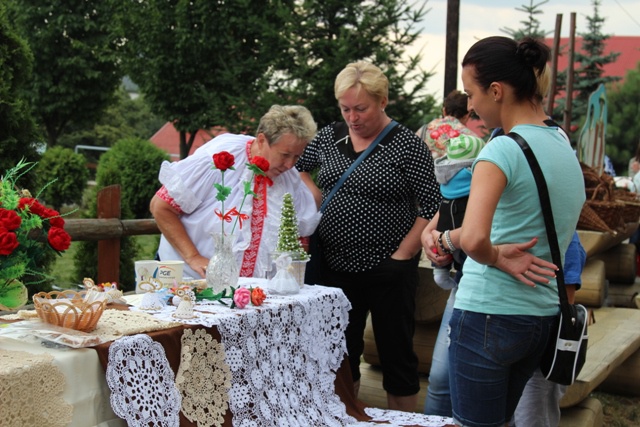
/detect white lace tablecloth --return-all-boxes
[0,280,454,427]
[128,280,356,426]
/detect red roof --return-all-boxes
[149,122,228,161]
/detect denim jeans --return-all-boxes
[423,287,456,416]
[448,309,557,427]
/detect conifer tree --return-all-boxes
[275,193,309,261]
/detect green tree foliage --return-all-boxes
[553,0,620,127]
[95,138,170,220]
[0,4,41,189]
[5,0,123,147]
[605,62,640,174]
[73,138,169,292]
[36,147,89,211]
[275,0,437,130]
[500,0,550,40]
[58,87,165,165]
[113,0,293,159]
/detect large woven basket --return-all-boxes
[577,203,616,234]
[33,290,106,332]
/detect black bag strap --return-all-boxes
[320,120,398,213]
[506,132,572,319]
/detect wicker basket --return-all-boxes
[621,200,640,223]
[577,203,616,233]
[32,290,106,332]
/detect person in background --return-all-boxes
[423,36,585,427]
[150,105,321,280]
[416,90,478,158]
[296,60,441,411]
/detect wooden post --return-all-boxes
[96,185,121,284]
[546,14,563,115]
[443,0,460,98]
[563,13,577,137]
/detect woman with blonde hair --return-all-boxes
[297,60,441,411]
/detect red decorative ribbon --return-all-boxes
[216,207,249,229]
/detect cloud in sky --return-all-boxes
[409,0,640,100]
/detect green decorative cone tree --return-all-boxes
[275,193,309,261]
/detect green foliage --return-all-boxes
[275,0,437,130]
[500,0,551,40]
[95,138,170,220]
[0,3,41,190]
[57,87,165,154]
[605,62,640,175]
[6,0,123,147]
[113,0,293,158]
[275,193,308,260]
[553,0,621,128]
[36,147,89,211]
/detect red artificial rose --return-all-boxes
[43,208,65,228]
[251,156,270,173]
[47,226,71,251]
[18,198,46,217]
[213,151,235,171]
[250,287,266,306]
[0,208,21,231]
[0,227,19,255]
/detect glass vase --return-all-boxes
[205,233,239,295]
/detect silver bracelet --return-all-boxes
[444,230,456,252]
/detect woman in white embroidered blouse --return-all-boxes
[149,105,321,280]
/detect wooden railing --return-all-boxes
[64,185,160,283]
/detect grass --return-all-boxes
[592,391,640,426]
[49,234,159,289]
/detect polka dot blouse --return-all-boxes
[296,121,441,273]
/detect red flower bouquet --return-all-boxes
[212,151,270,237]
[0,160,73,309]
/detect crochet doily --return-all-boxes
[176,328,231,426]
[217,287,355,426]
[0,349,72,427]
[106,334,181,426]
[360,408,454,426]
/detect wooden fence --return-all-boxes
[64,185,160,283]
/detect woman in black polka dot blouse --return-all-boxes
[296,61,441,411]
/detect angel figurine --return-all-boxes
[268,254,299,295]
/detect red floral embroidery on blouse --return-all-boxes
[156,185,183,214]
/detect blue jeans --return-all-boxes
[423,287,456,416]
[448,309,557,427]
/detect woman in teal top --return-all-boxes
[423,36,585,427]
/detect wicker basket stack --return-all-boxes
[578,163,640,233]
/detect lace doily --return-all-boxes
[176,328,231,426]
[92,309,182,341]
[216,287,355,426]
[106,334,181,426]
[355,408,455,426]
[0,349,73,427]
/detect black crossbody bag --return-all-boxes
[508,131,588,386]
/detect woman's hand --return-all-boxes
[492,237,558,287]
[420,228,453,267]
[185,254,210,279]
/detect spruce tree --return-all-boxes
[275,193,309,261]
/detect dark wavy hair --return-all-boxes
[461,36,550,102]
[443,90,469,120]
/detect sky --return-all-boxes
[408,0,640,100]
